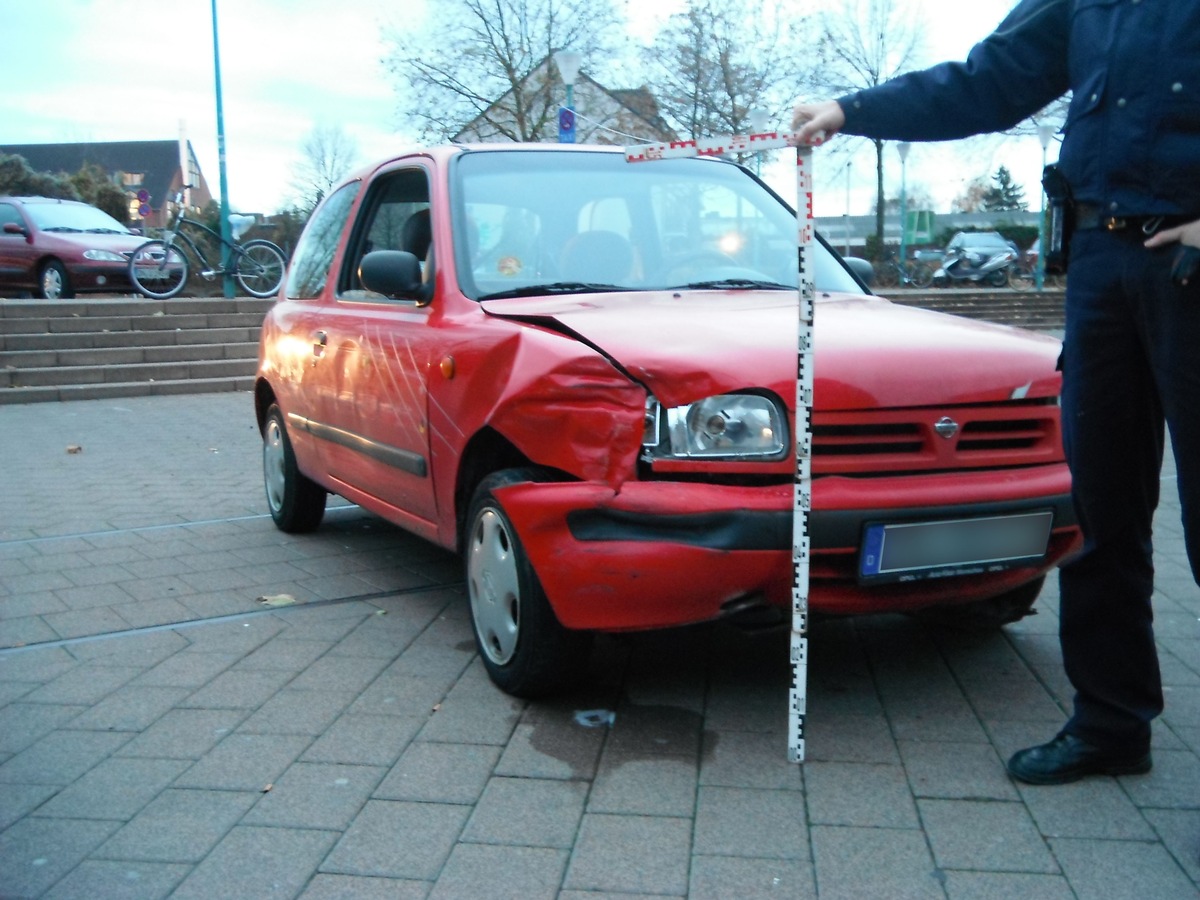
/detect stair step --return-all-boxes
[0,342,258,369]
[0,376,256,405]
[0,357,256,389]
[1,326,260,352]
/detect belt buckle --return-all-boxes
[1103,216,1128,231]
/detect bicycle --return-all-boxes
[128,189,286,299]
[871,250,934,289]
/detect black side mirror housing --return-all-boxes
[844,255,875,287]
[358,250,426,303]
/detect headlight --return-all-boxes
[644,394,786,458]
[83,250,126,262]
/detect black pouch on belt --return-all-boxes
[1171,245,1200,288]
[1042,165,1073,274]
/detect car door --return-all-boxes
[308,163,441,526]
[0,202,35,289]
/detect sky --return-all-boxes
[0,0,1044,217]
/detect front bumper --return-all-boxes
[494,464,1081,631]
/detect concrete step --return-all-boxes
[0,341,258,370]
[0,374,257,405]
[0,357,256,389]
[1,326,261,352]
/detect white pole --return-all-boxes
[625,132,814,762]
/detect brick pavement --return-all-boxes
[0,392,1197,898]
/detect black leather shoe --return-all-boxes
[1007,733,1151,785]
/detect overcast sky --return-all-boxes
[0,0,1043,216]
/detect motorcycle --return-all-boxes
[932,244,1019,288]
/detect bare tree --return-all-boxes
[647,0,819,149]
[813,0,923,256]
[289,125,360,213]
[384,0,623,143]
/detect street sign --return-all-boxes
[558,107,576,143]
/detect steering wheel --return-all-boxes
[654,251,741,284]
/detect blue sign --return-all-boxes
[558,107,576,143]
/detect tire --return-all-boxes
[909,262,934,289]
[234,240,286,298]
[262,404,326,532]
[38,259,73,299]
[1010,268,1035,292]
[986,267,1010,288]
[465,468,592,697]
[914,576,1045,631]
[129,240,189,299]
[873,265,898,289]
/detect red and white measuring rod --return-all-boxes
[626,131,815,763]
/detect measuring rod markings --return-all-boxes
[626,131,814,763]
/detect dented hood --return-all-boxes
[481,291,1063,410]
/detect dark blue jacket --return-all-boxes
[837,0,1200,216]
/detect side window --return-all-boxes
[285,181,360,299]
[0,203,23,231]
[340,168,432,298]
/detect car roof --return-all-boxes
[0,196,89,206]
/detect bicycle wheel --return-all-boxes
[1010,266,1035,292]
[234,240,286,298]
[874,264,899,289]
[128,240,189,299]
[909,262,934,289]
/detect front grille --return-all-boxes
[812,401,1062,474]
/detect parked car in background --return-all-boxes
[0,196,145,299]
[256,144,1082,697]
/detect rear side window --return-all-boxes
[286,182,360,299]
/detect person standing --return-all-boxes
[794,0,1200,785]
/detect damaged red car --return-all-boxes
[255,144,1081,697]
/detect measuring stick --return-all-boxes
[626,132,815,762]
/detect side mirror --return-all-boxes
[358,250,427,303]
[844,255,875,287]
[3,222,28,237]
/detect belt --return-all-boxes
[1074,203,1194,235]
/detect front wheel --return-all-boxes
[986,267,1010,288]
[263,404,326,532]
[38,259,73,299]
[909,262,934,289]
[465,469,592,697]
[234,240,286,297]
[129,241,189,299]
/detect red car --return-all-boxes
[0,196,146,299]
[255,144,1081,696]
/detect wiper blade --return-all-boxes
[478,281,626,301]
[676,278,793,291]
[41,226,83,233]
[86,227,127,234]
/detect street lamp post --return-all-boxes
[554,50,582,143]
[896,142,911,280]
[1036,123,1057,291]
[210,0,234,298]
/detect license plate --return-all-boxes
[859,510,1054,582]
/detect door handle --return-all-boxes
[311,331,327,359]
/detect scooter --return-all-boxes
[932,245,1018,288]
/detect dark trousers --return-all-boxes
[1059,226,1200,751]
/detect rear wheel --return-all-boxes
[909,262,934,289]
[986,267,1010,288]
[234,240,286,297]
[38,260,73,299]
[465,468,592,697]
[129,240,188,299]
[915,576,1045,631]
[263,404,326,532]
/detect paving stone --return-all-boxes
[69,685,190,732]
[563,813,692,895]
[1017,777,1158,840]
[179,665,296,709]
[95,788,259,863]
[416,697,524,745]
[941,870,1076,899]
[1143,808,1200,884]
[1050,836,1198,899]
[242,761,384,830]
[462,776,588,848]
[302,713,424,767]
[324,799,470,880]
[919,798,1059,873]
[699,729,804,790]
[374,741,501,805]
[286,651,391,693]
[23,663,142,705]
[898,739,1020,800]
[494,719,606,781]
[170,825,339,900]
[237,688,356,735]
[0,701,86,755]
[298,873,431,899]
[0,728,130,785]
[805,761,920,828]
[346,673,453,718]
[35,756,189,820]
[429,843,567,900]
[803,712,900,764]
[0,782,58,830]
[1118,748,1200,810]
[692,786,808,859]
[174,732,311,792]
[130,651,239,688]
[41,859,190,900]
[0,816,121,898]
[114,708,245,759]
[688,854,816,899]
[810,825,945,899]
[587,754,698,818]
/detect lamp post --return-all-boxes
[554,50,582,143]
[748,109,769,174]
[1036,123,1057,291]
[210,0,234,297]
[896,142,911,280]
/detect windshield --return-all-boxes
[451,149,863,301]
[24,201,133,235]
